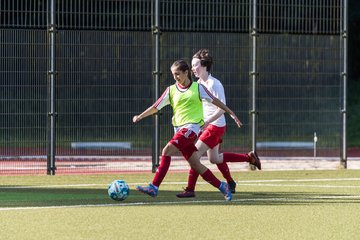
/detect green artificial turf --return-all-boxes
[1,170,360,240]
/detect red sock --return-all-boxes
[187,168,199,191]
[216,162,233,183]
[152,155,171,187]
[223,152,250,162]
[200,169,221,188]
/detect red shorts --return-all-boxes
[169,128,197,160]
[198,124,226,149]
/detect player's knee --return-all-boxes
[209,157,219,164]
[162,143,175,156]
[188,159,201,171]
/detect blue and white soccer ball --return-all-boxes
[108,180,130,201]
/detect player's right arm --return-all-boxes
[132,87,170,123]
[132,107,158,123]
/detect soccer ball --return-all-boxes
[108,180,130,201]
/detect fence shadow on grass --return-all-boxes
[1,187,359,208]
[151,190,360,206]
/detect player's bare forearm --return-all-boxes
[205,108,225,125]
[132,106,158,123]
[211,98,242,127]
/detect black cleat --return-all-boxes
[228,180,237,193]
[176,187,195,198]
[248,151,262,170]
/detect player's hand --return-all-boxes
[231,115,242,128]
[202,121,210,130]
[132,115,141,123]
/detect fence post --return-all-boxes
[152,0,161,173]
[340,0,348,169]
[47,0,57,175]
[250,0,258,155]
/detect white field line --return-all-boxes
[1,195,360,212]
[1,178,360,189]
[237,183,360,188]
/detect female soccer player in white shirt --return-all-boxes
[176,49,261,198]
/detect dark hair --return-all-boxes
[171,59,192,80]
[193,49,213,72]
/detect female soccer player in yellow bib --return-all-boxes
[133,59,242,201]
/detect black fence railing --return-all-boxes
[0,0,347,175]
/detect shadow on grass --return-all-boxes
[152,190,360,206]
[0,187,110,208]
[1,187,360,208]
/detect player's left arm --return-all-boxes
[205,108,225,125]
[199,84,242,128]
[211,98,242,128]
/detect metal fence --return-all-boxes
[0,0,347,175]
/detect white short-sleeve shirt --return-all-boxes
[197,74,226,127]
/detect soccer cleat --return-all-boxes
[136,183,158,197]
[176,187,195,198]
[228,180,237,193]
[219,182,232,201]
[248,151,262,170]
